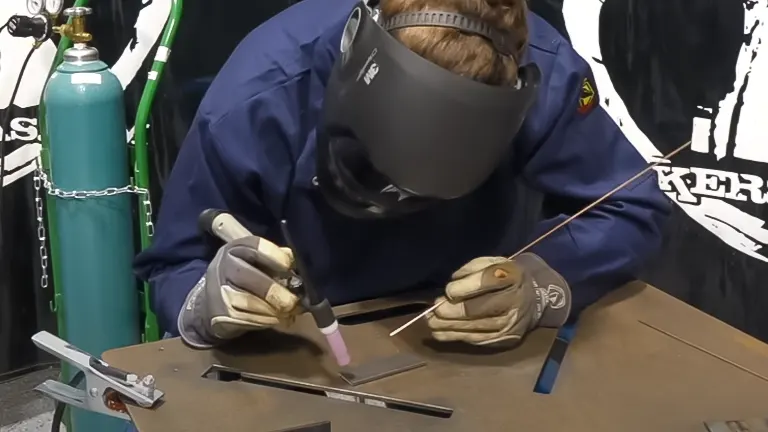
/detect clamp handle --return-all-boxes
[30,331,164,420]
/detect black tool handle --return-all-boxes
[280,220,322,306]
[304,298,336,330]
[7,15,51,40]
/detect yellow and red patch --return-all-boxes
[577,77,597,114]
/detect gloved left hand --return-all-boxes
[426,253,572,346]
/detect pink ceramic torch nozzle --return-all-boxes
[321,322,351,367]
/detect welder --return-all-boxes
[134,0,671,350]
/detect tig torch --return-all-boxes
[199,209,351,366]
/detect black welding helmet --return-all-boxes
[315,1,541,218]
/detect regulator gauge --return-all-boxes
[27,0,44,15]
[45,0,64,15]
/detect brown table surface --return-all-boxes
[103,282,768,431]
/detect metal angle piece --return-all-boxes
[203,365,453,418]
[704,419,768,432]
[339,353,426,386]
[274,421,332,432]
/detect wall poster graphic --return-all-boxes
[563,0,768,261]
[555,0,768,339]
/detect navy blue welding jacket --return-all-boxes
[134,0,671,336]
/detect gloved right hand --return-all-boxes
[178,236,302,349]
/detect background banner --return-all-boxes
[546,0,768,338]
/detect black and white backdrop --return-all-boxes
[1,0,766,377]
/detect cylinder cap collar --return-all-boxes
[63,44,99,63]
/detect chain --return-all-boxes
[33,162,155,290]
[33,167,49,289]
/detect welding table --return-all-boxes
[103,282,768,432]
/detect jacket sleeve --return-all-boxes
[133,84,298,335]
[520,45,672,315]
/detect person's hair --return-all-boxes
[380,0,528,86]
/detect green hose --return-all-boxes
[133,0,184,342]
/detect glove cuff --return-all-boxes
[515,253,572,328]
[178,275,218,349]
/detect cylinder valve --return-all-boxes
[56,6,93,44]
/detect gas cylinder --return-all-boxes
[43,7,139,432]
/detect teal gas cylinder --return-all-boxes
[44,42,140,432]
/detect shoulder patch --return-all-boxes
[577,77,597,114]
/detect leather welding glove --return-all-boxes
[426,253,572,347]
[179,236,302,349]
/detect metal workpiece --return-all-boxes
[704,418,768,432]
[339,353,426,386]
[31,331,164,420]
[203,365,453,418]
[274,421,332,432]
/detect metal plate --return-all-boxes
[704,419,768,432]
[274,421,332,432]
[339,353,426,386]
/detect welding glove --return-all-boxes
[178,236,302,349]
[427,253,572,347]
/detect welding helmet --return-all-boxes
[315,1,541,218]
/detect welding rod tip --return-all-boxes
[389,302,442,337]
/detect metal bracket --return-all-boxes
[31,331,165,420]
[704,418,768,431]
[203,364,453,418]
[339,353,426,386]
[274,421,332,432]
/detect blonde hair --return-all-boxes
[380,0,528,85]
